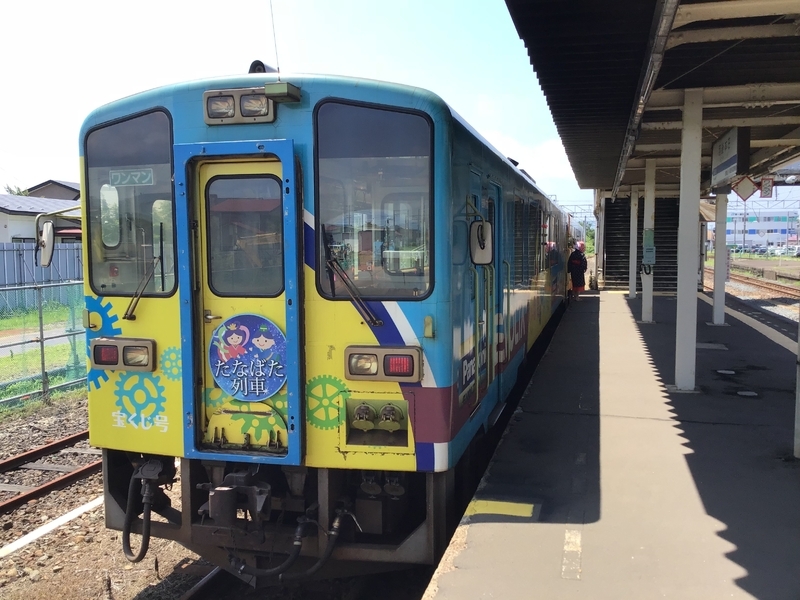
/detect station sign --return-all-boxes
[711,127,750,187]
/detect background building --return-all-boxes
[722,207,798,248]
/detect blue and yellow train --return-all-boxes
[63,64,568,584]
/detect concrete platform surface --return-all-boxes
[424,291,800,600]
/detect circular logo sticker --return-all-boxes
[209,314,287,401]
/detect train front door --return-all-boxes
[182,141,302,463]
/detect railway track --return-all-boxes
[0,430,102,514]
[703,267,800,300]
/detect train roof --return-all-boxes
[81,71,561,211]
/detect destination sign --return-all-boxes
[109,168,154,186]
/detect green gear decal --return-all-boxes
[229,408,285,445]
[266,391,289,421]
[305,375,349,430]
[204,387,231,410]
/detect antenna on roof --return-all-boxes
[270,0,281,81]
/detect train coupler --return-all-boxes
[197,468,272,528]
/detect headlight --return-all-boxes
[241,94,270,117]
[89,338,156,372]
[349,353,378,376]
[344,346,422,381]
[123,346,150,367]
[207,95,235,119]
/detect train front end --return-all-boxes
[80,74,454,583]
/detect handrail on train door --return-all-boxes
[469,264,481,406]
[486,264,495,384]
[503,260,511,362]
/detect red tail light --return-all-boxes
[94,345,119,366]
[384,354,414,377]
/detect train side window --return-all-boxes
[538,206,543,270]
[453,220,468,265]
[513,199,524,286]
[528,200,540,277]
[100,185,120,248]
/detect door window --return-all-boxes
[205,175,283,297]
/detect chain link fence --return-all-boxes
[0,280,85,404]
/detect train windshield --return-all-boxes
[316,101,432,299]
[85,110,175,296]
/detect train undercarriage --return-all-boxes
[103,450,468,587]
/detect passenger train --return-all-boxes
[43,64,570,584]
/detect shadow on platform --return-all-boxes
[625,293,800,599]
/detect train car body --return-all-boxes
[79,71,567,583]
[570,220,585,245]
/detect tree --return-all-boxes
[585,222,596,255]
[3,185,28,196]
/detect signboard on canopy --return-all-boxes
[760,176,774,198]
[711,127,750,187]
[732,176,758,201]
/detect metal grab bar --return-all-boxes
[486,264,495,384]
[503,260,511,362]
[469,265,480,406]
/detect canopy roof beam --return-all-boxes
[673,0,800,29]
[667,23,800,49]
[648,83,800,110]
[642,116,800,130]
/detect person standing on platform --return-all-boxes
[568,241,588,301]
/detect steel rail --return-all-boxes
[704,267,800,299]
[0,460,102,514]
[177,566,224,600]
[0,430,89,472]
[0,430,101,514]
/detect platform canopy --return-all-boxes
[505,0,800,197]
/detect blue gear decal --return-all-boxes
[114,372,167,429]
[160,347,182,381]
[85,296,123,390]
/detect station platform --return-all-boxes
[424,291,800,600]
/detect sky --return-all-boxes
[0,0,594,209]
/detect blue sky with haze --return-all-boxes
[1,1,590,206]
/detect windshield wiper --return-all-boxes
[326,257,383,327]
[123,256,161,321]
[321,226,382,327]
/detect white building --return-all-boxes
[722,208,798,248]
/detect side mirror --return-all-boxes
[39,221,55,267]
[469,220,493,265]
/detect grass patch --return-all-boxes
[0,387,86,424]
[0,341,85,399]
[0,303,82,333]
[0,342,84,376]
